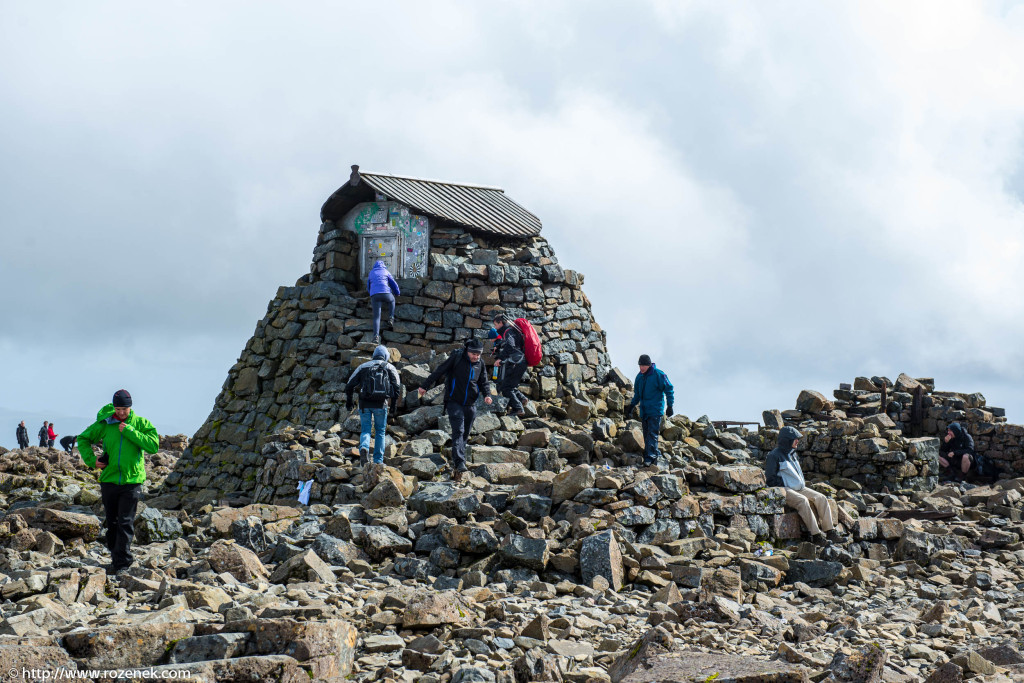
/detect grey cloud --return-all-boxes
[2,1,1024,448]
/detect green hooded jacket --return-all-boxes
[77,404,159,485]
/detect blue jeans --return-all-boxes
[359,407,388,464]
[641,414,662,462]
[371,293,395,337]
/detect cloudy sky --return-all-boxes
[3,1,1024,446]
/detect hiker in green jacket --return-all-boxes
[77,390,159,574]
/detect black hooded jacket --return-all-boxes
[420,348,492,406]
[940,422,975,457]
[765,425,804,488]
[495,322,526,364]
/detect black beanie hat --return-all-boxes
[464,338,484,352]
[113,389,133,408]
[638,354,652,366]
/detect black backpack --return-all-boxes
[360,361,392,402]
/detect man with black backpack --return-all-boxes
[490,313,530,417]
[346,345,402,467]
[417,338,493,483]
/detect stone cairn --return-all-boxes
[164,201,620,509]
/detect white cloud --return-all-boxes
[3,0,1024,445]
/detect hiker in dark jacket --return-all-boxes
[418,338,493,482]
[16,421,29,450]
[367,260,400,344]
[345,345,401,467]
[491,313,530,417]
[765,426,840,543]
[939,422,989,481]
[38,422,49,447]
[60,434,77,455]
[626,355,675,466]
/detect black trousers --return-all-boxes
[100,482,142,568]
[446,402,477,472]
[497,361,528,412]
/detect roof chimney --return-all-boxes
[349,165,360,186]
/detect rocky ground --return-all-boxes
[0,420,1023,683]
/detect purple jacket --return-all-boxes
[367,261,400,297]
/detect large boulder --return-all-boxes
[796,389,833,413]
[402,591,473,629]
[350,524,413,561]
[269,549,335,584]
[580,531,623,591]
[551,465,596,504]
[134,508,183,544]
[498,534,550,572]
[63,623,195,669]
[408,483,480,519]
[706,466,766,493]
[240,618,358,678]
[208,540,269,582]
[786,560,843,588]
[894,529,969,566]
[9,508,101,541]
[441,524,499,554]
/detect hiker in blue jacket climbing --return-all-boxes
[367,260,400,344]
[625,354,674,466]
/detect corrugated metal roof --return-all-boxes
[320,166,542,238]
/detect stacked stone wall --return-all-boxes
[164,220,616,505]
[759,372,1024,491]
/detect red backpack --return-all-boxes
[514,318,543,367]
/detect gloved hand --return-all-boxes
[346,399,353,411]
[626,405,636,420]
[666,405,674,417]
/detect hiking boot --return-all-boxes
[359,448,369,466]
[386,317,395,330]
[372,334,381,344]
[826,530,845,544]
[511,409,526,418]
[452,469,465,484]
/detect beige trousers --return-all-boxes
[785,487,834,536]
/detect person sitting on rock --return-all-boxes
[490,312,530,418]
[938,422,998,482]
[625,354,674,467]
[417,337,493,483]
[765,426,842,544]
[345,344,401,469]
[59,434,77,454]
[367,260,400,345]
[77,390,159,575]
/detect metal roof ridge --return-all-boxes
[359,169,505,192]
